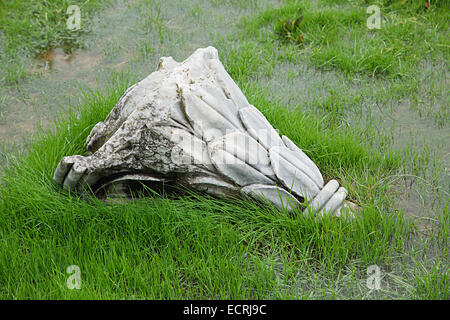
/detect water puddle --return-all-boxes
[33,47,103,79]
[0,0,262,146]
[0,0,447,225]
[0,47,103,145]
[35,48,76,72]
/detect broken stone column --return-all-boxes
[53,46,356,217]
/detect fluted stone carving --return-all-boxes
[53,46,356,217]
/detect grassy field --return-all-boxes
[0,0,448,299]
[246,0,449,124]
[271,0,449,78]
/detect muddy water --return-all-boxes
[0,0,276,146]
[259,58,449,226]
[34,48,102,78]
[0,0,447,224]
[0,1,448,299]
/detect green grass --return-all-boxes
[0,0,448,299]
[0,71,416,299]
[256,0,450,77]
[0,0,112,84]
[241,0,449,125]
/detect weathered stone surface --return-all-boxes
[53,46,356,216]
[269,146,321,201]
[241,184,302,213]
[309,179,340,212]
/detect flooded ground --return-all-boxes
[0,0,448,297]
[1,0,447,216]
[0,0,274,144]
[1,0,447,212]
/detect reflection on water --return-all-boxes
[33,47,101,77]
[0,46,103,144]
[35,48,75,72]
[0,0,447,223]
[0,0,246,146]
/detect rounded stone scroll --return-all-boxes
[53,46,356,218]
